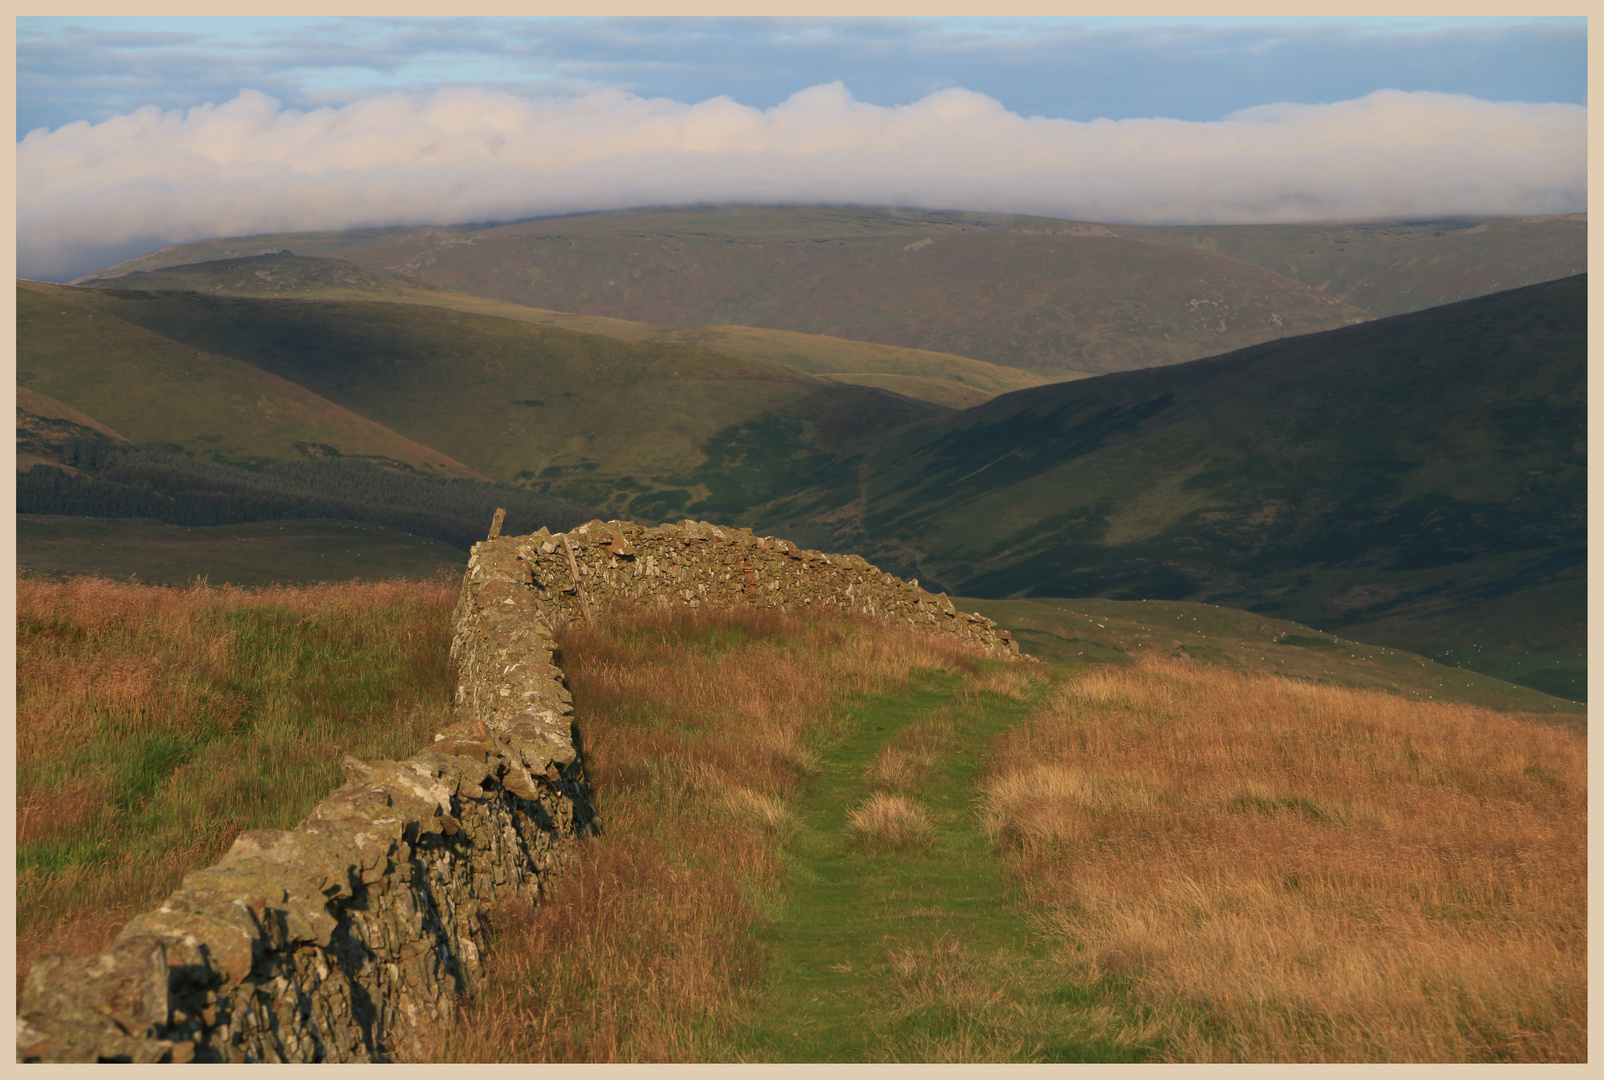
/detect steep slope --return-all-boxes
[78,254,1052,408]
[16,281,482,477]
[82,207,1370,374]
[832,276,1585,697]
[58,286,939,522]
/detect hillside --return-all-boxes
[82,206,1583,379]
[81,207,1372,374]
[77,253,443,299]
[961,596,1582,720]
[16,281,482,477]
[1119,213,1587,318]
[52,286,938,522]
[77,254,1052,409]
[826,276,1585,699]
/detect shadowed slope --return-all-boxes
[80,207,1371,374]
[17,281,483,477]
[837,276,1585,695]
[57,286,939,521]
[79,253,1054,408]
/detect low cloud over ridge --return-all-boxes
[20,83,1585,281]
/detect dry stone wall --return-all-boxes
[17,519,1022,1062]
[515,518,1022,658]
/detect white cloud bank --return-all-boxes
[19,82,1586,281]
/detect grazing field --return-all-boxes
[14,574,460,990]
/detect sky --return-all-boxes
[16,16,1589,282]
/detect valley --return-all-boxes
[17,205,1587,706]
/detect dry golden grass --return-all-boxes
[979,655,1586,1062]
[956,664,1040,705]
[16,573,458,988]
[438,605,985,1062]
[847,793,937,851]
[864,717,955,792]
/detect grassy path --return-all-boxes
[729,669,1152,1063]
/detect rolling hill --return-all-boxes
[822,276,1585,699]
[80,205,1583,377]
[77,254,1053,409]
[16,281,482,477]
[46,285,939,523]
[81,207,1372,374]
[29,220,1588,701]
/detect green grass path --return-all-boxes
[728,669,1152,1063]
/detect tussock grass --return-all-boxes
[979,655,1586,1062]
[865,717,956,792]
[847,793,936,851]
[956,664,1039,704]
[15,573,458,989]
[438,605,984,1062]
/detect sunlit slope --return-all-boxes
[85,207,1370,374]
[17,385,131,474]
[81,224,448,279]
[16,281,483,476]
[62,287,938,521]
[77,253,443,299]
[16,386,128,442]
[845,276,1584,694]
[962,596,1583,720]
[644,323,1056,397]
[1120,214,1587,318]
[79,254,1052,408]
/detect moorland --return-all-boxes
[15,203,1587,1062]
[20,205,1586,698]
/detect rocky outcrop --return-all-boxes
[17,519,1021,1062]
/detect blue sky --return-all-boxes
[17,16,1587,282]
[18,16,1586,136]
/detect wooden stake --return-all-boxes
[562,534,594,624]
